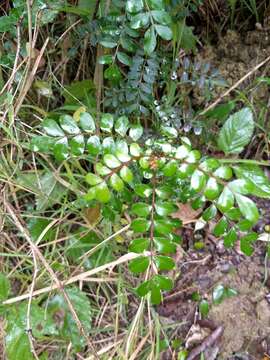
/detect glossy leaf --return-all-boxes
[79,112,95,133]
[131,202,151,217]
[131,218,151,233]
[53,137,69,161]
[115,116,129,136]
[126,0,144,13]
[213,284,225,304]
[130,143,141,156]
[178,163,195,178]
[225,207,242,221]
[6,303,57,360]
[217,187,234,212]
[95,182,111,203]
[129,124,143,141]
[213,217,228,237]
[199,299,209,318]
[234,164,270,198]
[153,274,173,291]
[217,108,254,154]
[144,25,156,55]
[148,0,164,10]
[228,179,254,195]
[30,136,54,153]
[154,237,176,253]
[190,170,206,192]
[139,157,150,169]
[155,202,176,216]
[117,52,132,66]
[162,160,177,176]
[102,137,115,153]
[104,64,121,83]
[87,135,101,155]
[223,228,237,248]
[137,280,152,296]
[100,113,114,132]
[200,158,220,171]
[120,166,133,183]
[96,163,111,176]
[154,255,175,270]
[175,145,190,159]
[161,126,178,138]
[98,54,113,64]
[129,238,149,253]
[154,220,174,235]
[103,154,121,168]
[110,173,124,191]
[130,13,150,29]
[240,233,258,256]
[186,150,201,163]
[235,194,259,224]
[214,166,233,180]
[155,24,172,40]
[86,173,103,185]
[204,178,220,200]
[151,10,171,25]
[134,184,153,198]
[238,219,253,231]
[129,256,150,273]
[155,185,173,199]
[59,114,80,134]
[115,140,131,162]
[43,118,64,137]
[70,134,84,155]
[202,205,217,221]
[151,286,162,305]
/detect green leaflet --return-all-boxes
[218,108,254,154]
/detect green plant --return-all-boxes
[2,0,270,358]
[228,0,261,25]
[29,106,270,305]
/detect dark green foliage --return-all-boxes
[2,0,270,358]
[30,106,269,304]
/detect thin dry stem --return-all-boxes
[3,200,100,358]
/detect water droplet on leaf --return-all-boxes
[171,71,177,80]
[183,123,192,132]
[194,127,202,135]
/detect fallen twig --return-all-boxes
[186,325,224,360]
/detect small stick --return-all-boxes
[3,252,143,305]
[186,325,224,360]
[14,37,49,116]
[4,200,100,359]
[200,55,270,116]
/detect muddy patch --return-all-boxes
[157,251,270,359]
[193,27,270,108]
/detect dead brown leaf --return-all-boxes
[171,202,202,224]
[84,205,101,226]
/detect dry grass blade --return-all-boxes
[3,252,146,305]
[3,200,100,359]
[200,54,270,116]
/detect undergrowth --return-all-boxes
[0,0,270,359]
